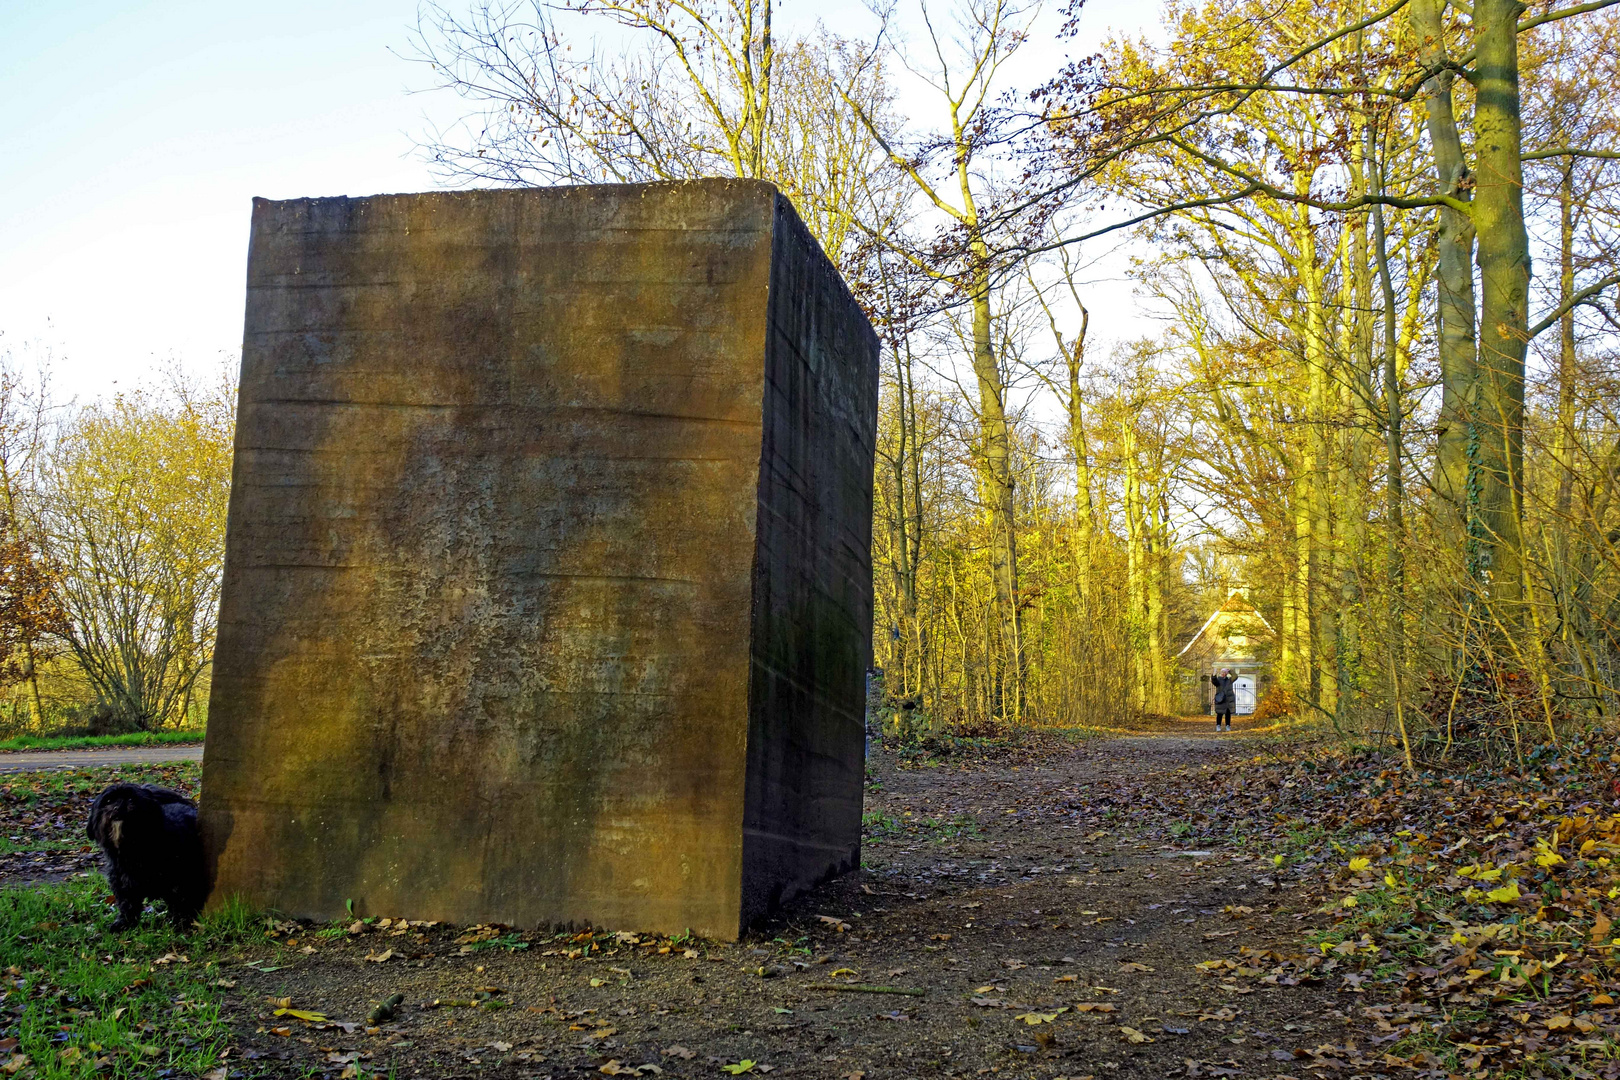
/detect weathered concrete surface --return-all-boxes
[201,181,878,939]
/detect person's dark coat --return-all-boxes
[1210,674,1235,711]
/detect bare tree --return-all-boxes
[408,0,894,263]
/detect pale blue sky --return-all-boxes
[1,0,1156,401]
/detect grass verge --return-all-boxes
[0,731,204,754]
[0,878,256,1079]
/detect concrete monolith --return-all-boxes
[200,180,877,939]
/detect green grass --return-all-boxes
[860,809,981,845]
[0,730,204,753]
[861,809,903,844]
[0,836,82,858]
[0,879,260,1079]
[0,763,200,805]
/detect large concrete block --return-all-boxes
[200,180,878,939]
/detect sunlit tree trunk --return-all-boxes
[1411,0,1479,536]
[1472,0,1531,611]
[1336,136,1373,719]
[1294,185,1330,709]
[1372,186,1412,767]
[1147,489,1169,712]
[1067,306,1095,604]
[969,251,1022,719]
[1555,159,1577,524]
[1123,420,1146,713]
[888,339,919,698]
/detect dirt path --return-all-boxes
[191,732,1362,1080]
[0,744,204,773]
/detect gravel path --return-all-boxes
[0,744,204,773]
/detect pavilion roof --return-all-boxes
[1175,589,1275,659]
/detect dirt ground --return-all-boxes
[200,723,1376,1080]
[3,723,1393,1080]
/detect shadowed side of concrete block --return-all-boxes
[739,197,878,925]
[200,180,875,939]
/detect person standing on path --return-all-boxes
[1210,668,1235,732]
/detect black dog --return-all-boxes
[86,784,205,930]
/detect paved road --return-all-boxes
[0,744,204,773]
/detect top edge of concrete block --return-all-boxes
[245,179,868,340]
[249,178,783,212]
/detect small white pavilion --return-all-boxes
[1175,588,1276,715]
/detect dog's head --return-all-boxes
[87,784,179,849]
[87,786,130,847]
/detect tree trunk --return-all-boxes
[1411,0,1479,530]
[889,337,920,699]
[1373,181,1410,763]
[1067,305,1094,604]
[1147,489,1169,713]
[1471,0,1531,608]
[1337,138,1373,718]
[1555,159,1577,523]
[1124,421,1146,713]
[1294,187,1330,709]
[969,248,1022,719]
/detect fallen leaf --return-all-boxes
[1119,1026,1154,1044]
[274,1008,328,1023]
[1015,1008,1069,1024]
[1487,882,1522,904]
[663,1047,697,1060]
